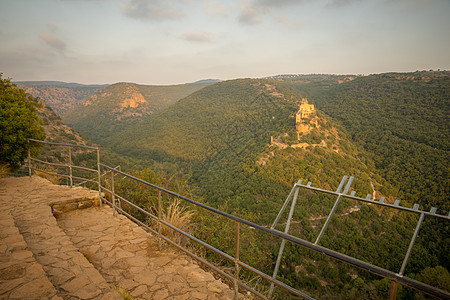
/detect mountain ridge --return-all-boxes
[62,81,217,143]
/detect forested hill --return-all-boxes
[283,72,449,212]
[62,81,215,143]
[63,75,449,298]
[104,79,381,220]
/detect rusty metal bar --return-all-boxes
[158,190,162,251]
[97,149,102,207]
[234,221,240,300]
[27,139,32,177]
[111,169,116,216]
[68,147,73,187]
[389,281,398,300]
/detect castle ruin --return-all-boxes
[295,98,315,123]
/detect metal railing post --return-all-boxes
[68,147,73,187]
[111,169,116,216]
[234,221,240,300]
[399,212,425,276]
[269,186,300,297]
[27,139,32,177]
[389,281,398,300]
[271,180,302,229]
[315,176,353,245]
[97,148,102,207]
[158,190,162,251]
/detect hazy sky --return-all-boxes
[1,0,449,85]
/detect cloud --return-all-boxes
[40,33,66,51]
[47,24,58,32]
[258,0,306,6]
[123,0,185,21]
[275,15,302,28]
[326,0,360,7]
[204,0,228,17]
[238,1,270,25]
[238,0,306,25]
[179,32,213,42]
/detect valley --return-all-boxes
[21,71,450,299]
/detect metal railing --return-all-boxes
[270,176,450,299]
[27,139,450,300]
[27,138,103,208]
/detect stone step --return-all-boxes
[0,210,60,299]
[0,176,121,300]
[1,176,243,300]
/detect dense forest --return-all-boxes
[26,72,449,299]
[283,72,449,213]
[95,75,449,299]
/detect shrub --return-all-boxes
[0,74,45,169]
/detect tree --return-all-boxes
[0,74,45,169]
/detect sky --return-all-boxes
[0,0,449,85]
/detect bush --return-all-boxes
[0,74,45,169]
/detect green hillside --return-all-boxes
[101,76,449,299]
[62,81,214,143]
[283,71,450,213]
[105,79,377,209]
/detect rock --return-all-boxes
[9,277,56,299]
[131,285,147,297]
[134,270,157,286]
[152,288,169,300]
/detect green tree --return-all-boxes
[0,74,45,169]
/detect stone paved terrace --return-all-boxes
[0,176,237,299]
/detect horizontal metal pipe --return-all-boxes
[100,196,112,206]
[30,167,70,179]
[71,176,97,183]
[29,138,99,150]
[70,165,98,173]
[30,158,68,168]
[295,183,450,221]
[113,193,157,220]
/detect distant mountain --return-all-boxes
[189,79,221,84]
[14,81,107,88]
[18,84,104,115]
[62,81,216,143]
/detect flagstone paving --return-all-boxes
[0,176,237,299]
[57,207,235,300]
